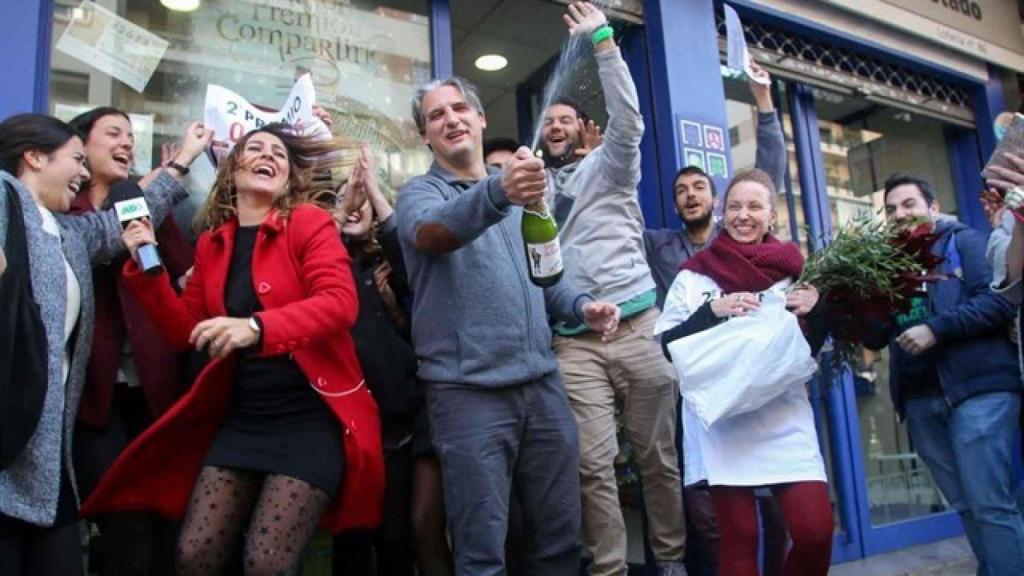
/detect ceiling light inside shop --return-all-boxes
[475,54,508,72]
[161,0,200,11]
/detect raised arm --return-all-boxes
[748,62,786,192]
[57,122,211,265]
[564,3,643,190]
[397,148,544,255]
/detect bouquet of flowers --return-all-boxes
[797,216,943,365]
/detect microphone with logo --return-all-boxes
[115,193,164,276]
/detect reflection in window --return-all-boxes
[50,0,433,228]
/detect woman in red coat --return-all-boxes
[81,124,384,575]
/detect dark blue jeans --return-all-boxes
[906,391,1024,576]
[427,371,581,576]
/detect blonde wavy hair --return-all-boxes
[196,123,357,230]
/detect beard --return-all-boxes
[680,206,713,230]
[541,136,580,168]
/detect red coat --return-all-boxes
[80,205,384,532]
[69,191,195,429]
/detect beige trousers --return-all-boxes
[554,307,686,576]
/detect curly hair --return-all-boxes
[196,123,356,230]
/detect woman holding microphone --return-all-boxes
[82,123,384,576]
[67,107,205,575]
[655,169,832,576]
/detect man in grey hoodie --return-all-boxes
[540,3,684,575]
[396,70,620,574]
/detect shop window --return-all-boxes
[49,0,432,231]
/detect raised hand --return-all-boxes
[175,121,214,167]
[987,152,1024,197]
[746,60,774,112]
[312,103,334,129]
[574,119,603,158]
[563,1,607,37]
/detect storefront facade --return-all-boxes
[2,0,1022,571]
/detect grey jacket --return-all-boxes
[546,47,654,306]
[645,111,788,309]
[0,170,186,526]
[396,163,591,388]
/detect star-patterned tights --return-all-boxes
[174,466,332,576]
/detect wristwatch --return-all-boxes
[166,160,190,176]
[247,316,262,342]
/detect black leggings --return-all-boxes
[175,466,332,576]
[0,518,84,576]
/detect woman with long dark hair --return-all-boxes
[0,113,192,574]
[81,123,384,575]
[67,106,207,576]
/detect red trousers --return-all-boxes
[710,482,833,576]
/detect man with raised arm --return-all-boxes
[539,3,685,575]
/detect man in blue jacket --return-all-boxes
[866,173,1024,576]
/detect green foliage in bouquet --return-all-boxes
[798,215,941,368]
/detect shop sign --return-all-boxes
[820,0,1024,72]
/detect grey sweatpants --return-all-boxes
[427,371,581,576]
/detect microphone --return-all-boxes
[114,195,164,276]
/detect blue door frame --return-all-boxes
[2,0,1007,568]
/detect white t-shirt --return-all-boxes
[655,269,827,487]
[37,204,80,385]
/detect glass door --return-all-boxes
[791,82,970,559]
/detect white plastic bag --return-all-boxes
[666,293,818,429]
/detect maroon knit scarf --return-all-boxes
[681,232,804,293]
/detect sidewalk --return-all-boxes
[830,536,976,576]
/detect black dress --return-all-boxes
[202,226,344,494]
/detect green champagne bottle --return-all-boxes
[522,200,563,287]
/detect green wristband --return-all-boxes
[591,25,613,46]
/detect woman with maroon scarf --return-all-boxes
[654,169,832,576]
[67,107,208,575]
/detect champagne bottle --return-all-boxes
[522,200,563,287]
